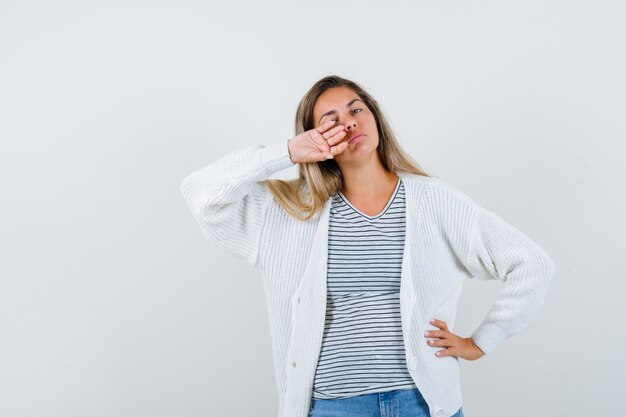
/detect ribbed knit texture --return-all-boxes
[180,138,556,417]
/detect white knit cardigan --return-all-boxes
[180,138,555,417]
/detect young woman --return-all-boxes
[180,75,555,417]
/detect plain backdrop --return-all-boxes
[1,1,624,416]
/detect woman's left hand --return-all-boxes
[424,318,485,361]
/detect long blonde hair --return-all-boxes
[261,75,431,221]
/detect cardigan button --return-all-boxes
[297,297,301,304]
[292,361,297,368]
[431,407,444,417]
[407,356,417,370]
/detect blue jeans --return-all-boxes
[308,388,464,417]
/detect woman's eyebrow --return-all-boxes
[318,98,363,123]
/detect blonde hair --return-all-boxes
[261,75,431,221]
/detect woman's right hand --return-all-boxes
[287,120,350,164]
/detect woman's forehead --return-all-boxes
[314,88,361,120]
[316,87,358,107]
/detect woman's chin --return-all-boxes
[338,141,375,158]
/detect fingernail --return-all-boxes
[326,154,333,159]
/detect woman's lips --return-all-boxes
[349,134,364,144]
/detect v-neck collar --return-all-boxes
[337,177,402,220]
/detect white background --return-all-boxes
[1,1,624,416]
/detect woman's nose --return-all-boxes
[344,118,357,130]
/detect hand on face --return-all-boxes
[287,120,350,164]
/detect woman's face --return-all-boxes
[312,86,379,161]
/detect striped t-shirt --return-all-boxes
[311,178,417,400]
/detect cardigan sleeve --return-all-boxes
[180,138,295,267]
[464,206,556,355]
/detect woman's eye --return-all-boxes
[325,109,362,123]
